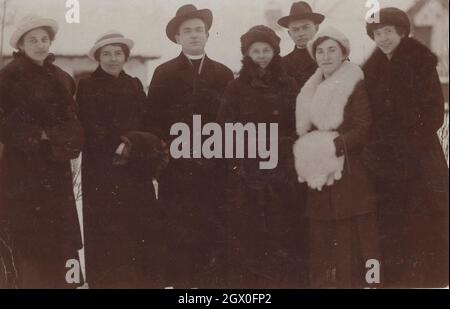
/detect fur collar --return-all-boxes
[239,55,291,88]
[12,51,56,71]
[296,60,364,136]
[363,37,438,75]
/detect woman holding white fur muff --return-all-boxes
[293,27,379,288]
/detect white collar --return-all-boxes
[184,53,205,60]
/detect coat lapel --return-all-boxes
[177,53,216,92]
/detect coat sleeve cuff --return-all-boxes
[334,136,345,157]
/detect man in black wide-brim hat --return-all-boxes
[147,4,234,288]
[276,1,326,288]
[278,1,324,91]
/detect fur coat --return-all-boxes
[294,61,364,191]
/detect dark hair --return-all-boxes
[94,43,130,61]
[370,24,407,37]
[239,54,291,86]
[18,26,55,47]
[311,36,347,59]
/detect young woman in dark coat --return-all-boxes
[363,7,449,288]
[294,27,380,288]
[77,31,166,288]
[218,25,303,288]
[0,15,84,288]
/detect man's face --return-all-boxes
[175,18,209,55]
[288,19,318,49]
[373,25,404,58]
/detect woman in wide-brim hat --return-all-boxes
[363,7,449,288]
[77,30,166,288]
[0,14,84,288]
[294,26,380,288]
[218,25,302,288]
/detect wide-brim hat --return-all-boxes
[166,4,213,43]
[307,26,351,59]
[366,7,411,40]
[278,1,324,28]
[88,30,134,61]
[10,14,59,49]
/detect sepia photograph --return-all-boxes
[0,0,448,293]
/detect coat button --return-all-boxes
[68,195,74,201]
[273,110,279,116]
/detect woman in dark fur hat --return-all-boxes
[218,25,303,288]
[363,7,449,288]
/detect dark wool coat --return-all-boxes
[0,52,83,288]
[218,56,303,288]
[77,67,164,288]
[219,56,298,187]
[362,37,448,215]
[295,61,379,288]
[281,47,317,92]
[147,53,234,287]
[363,37,449,287]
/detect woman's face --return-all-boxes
[98,44,126,77]
[248,42,275,70]
[315,39,346,78]
[373,25,404,58]
[18,28,51,66]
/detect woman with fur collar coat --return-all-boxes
[294,27,379,288]
[363,8,448,288]
[218,26,305,288]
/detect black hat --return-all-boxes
[240,25,281,55]
[277,1,325,28]
[366,7,411,40]
[166,4,213,43]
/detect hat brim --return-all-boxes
[10,18,58,49]
[166,9,213,43]
[88,38,134,61]
[277,13,325,28]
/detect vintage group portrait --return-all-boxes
[0,0,448,289]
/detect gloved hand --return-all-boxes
[46,118,85,162]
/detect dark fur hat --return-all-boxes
[240,25,281,55]
[366,7,411,40]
